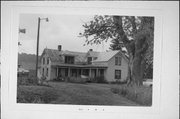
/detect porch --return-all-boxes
[54,65,107,80]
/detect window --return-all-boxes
[87,57,92,64]
[65,56,75,64]
[43,58,45,65]
[118,57,122,65]
[42,68,44,76]
[46,68,48,77]
[115,70,121,79]
[115,57,118,65]
[115,57,121,66]
[47,58,49,65]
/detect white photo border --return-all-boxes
[2,1,173,119]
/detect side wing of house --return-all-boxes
[105,52,128,82]
[40,51,52,80]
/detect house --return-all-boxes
[39,45,129,82]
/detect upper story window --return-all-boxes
[87,57,92,64]
[42,68,44,76]
[65,56,74,64]
[43,57,45,65]
[46,68,48,77]
[115,57,122,66]
[47,58,49,65]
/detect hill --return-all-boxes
[18,53,40,70]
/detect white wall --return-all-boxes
[40,53,51,80]
[105,52,128,82]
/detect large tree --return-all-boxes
[79,15,154,86]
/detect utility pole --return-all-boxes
[35,17,41,79]
[35,17,48,79]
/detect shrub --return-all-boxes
[17,86,58,103]
[52,76,66,82]
[109,80,127,84]
[67,77,87,84]
[91,76,108,83]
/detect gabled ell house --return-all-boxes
[40,45,129,82]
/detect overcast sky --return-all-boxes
[18,14,111,55]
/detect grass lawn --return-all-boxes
[46,82,138,106]
[17,82,152,106]
[17,85,58,103]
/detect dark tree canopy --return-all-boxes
[80,15,154,86]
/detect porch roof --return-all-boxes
[51,63,108,69]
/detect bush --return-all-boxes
[67,77,87,84]
[91,76,108,84]
[52,76,66,82]
[109,80,127,84]
[111,85,152,106]
[17,85,58,103]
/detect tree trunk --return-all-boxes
[132,54,144,86]
[127,55,145,86]
[127,37,147,86]
[113,16,147,87]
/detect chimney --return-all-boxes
[58,45,62,51]
[89,49,93,51]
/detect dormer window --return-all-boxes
[65,56,74,64]
[87,57,92,64]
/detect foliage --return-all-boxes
[109,38,123,51]
[109,80,127,84]
[17,85,58,103]
[66,77,87,84]
[90,76,108,83]
[80,15,154,86]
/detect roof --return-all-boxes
[51,63,107,68]
[41,49,62,62]
[41,48,87,63]
[41,48,128,65]
[86,51,100,57]
[61,50,87,63]
[92,50,119,62]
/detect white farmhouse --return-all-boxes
[39,45,129,82]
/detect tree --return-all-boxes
[79,15,154,86]
[110,38,123,51]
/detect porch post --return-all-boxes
[96,68,98,77]
[89,68,91,78]
[75,68,77,77]
[68,67,70,77]
[81,69,83,76]
[57,67,59,77]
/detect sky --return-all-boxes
[18,14,112,55]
